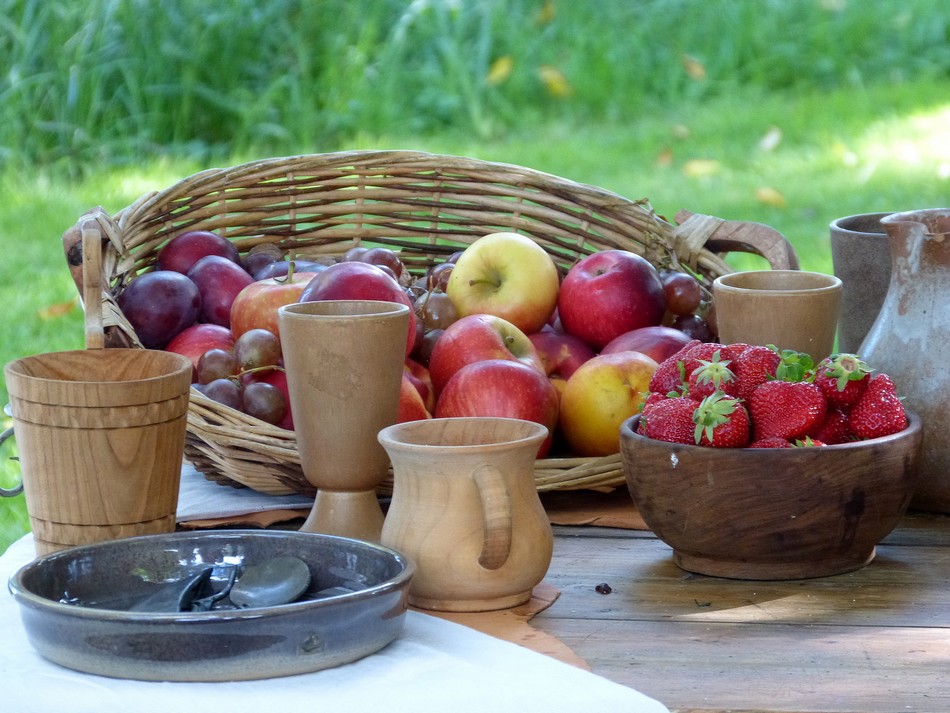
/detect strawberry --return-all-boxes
[813,353,870,411]
[731,345,781,401]
[806,407,853,445]
[648,340,700,395]
[748,380,827,440]
[687,350,739,400]
[748,436,793,448]
[692,392,751,448]
[848,373,907,440]
[638,396,697,444]
[679,342,727,383]
[792,436,827,447]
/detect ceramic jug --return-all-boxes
[378,417,553,612]
[860,208,950,512]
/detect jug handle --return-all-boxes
[0,427,23,497]
[472,464,512,571]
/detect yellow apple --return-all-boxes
[559,351,659,457]
[446,232,560,334]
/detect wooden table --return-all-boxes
[534,511,950,713]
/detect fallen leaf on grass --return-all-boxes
[755,186,787,208]
[37,299,78,319]
[682,159,720,177]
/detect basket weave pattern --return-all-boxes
[63,150,796,496]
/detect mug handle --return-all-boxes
[472,464,512,571]
[0,427,23,497]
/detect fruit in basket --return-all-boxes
[254,259,328,280]
[117,270,201,349]
[428,314,544,394]
[558,350,659,457]
[230,270,321,341]
[165,323,235,379]
[233,328,282,371]
[600,325,693,363]
[557,250,666,350]
[198,377,243,410]
[397,371,432,423]
[157,230,241,273]
[528,330,596,384]
[446,232,560,334]
[196,348,239,385]
[186,255,255,327]
[660,269,704,316]
[434,359,559,457]
[298,261,417,357]
[242,381,288,426]
[243,368,293,430]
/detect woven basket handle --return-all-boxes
[62,208,134,349]
[674,210,800,271]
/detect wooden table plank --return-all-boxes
[535,513,950,713]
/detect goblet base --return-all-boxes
[300,489,385,542]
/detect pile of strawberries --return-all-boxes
[637,340,908,448]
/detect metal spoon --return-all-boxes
[229,555,312,609]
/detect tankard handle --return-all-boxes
[0,426,23,497]
[472,463,512,571]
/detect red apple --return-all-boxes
[299,261,417,357]
[446,232,560,334]
[558,351,659,457]
[434,359,559,457]
[229,272,321,342]
[600,325,694,363]
[528,330,596,382]
[397,371,433,423]
[428,314,544,395]
[404,358,436,413]
[157,230,240,274]
[187,255,254,327]
[165,323,235,381]
[558,250,666,350]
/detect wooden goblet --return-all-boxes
[278,300,409,542]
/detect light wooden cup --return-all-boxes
[4,348,192,556]
[378,417,553,612]
[712,270,842,361]
[278,299,409,542]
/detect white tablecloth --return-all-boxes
[1,534,669,713]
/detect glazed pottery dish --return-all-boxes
[8,530,413,681]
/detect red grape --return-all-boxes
[662,270,703,316]
[426,262,454,292]
[233,328,282,371]
[202,378,243,410]
[243,382,287,425]
[671,314,715,342]
[197,348,239,385]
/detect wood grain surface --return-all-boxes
[533,512,950,713]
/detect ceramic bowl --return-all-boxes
[8,530,414,681]
[619,410,922,580]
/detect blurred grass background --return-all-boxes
[2,0,949,552]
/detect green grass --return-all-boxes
[2,0,949,552]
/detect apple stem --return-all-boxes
[274,251,297,284]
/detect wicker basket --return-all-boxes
[62,150,798,497]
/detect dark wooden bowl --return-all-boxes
[619,410,922,580]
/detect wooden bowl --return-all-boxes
[619,411,922,580]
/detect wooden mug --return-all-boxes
[378,417,553,612]
[3,348,192,555]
